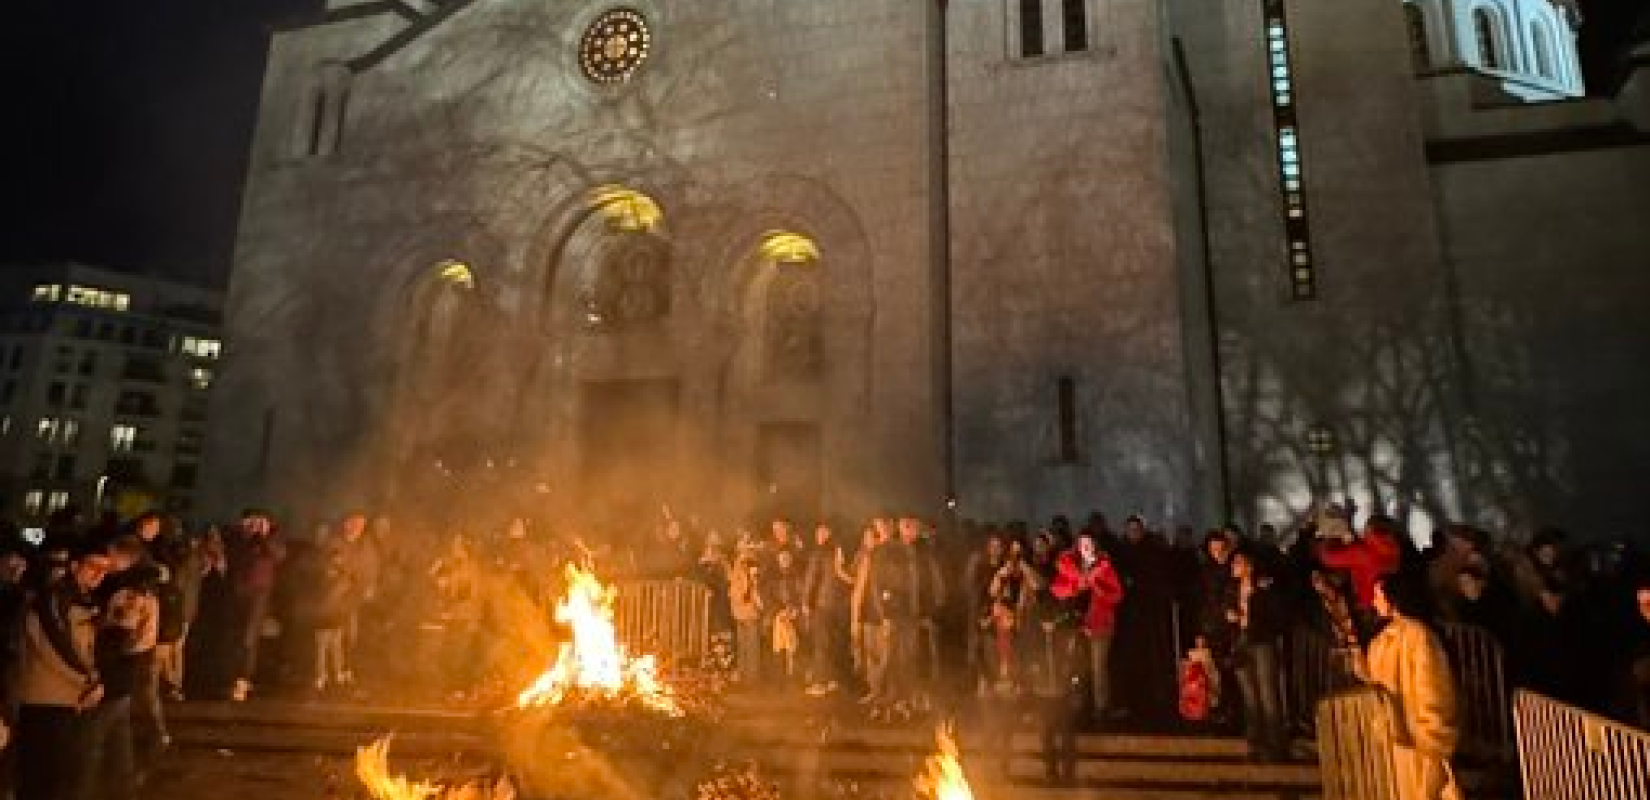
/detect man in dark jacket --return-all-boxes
[227,511,286,701]
[865,517,945,717]
[1227,549,1291,761]
[801,522,850,695]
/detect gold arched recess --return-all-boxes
[754,230,824,381]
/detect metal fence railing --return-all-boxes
[1287,625,1362,734]
[1441,622,1512,757]
[1317,685,1401,800]
[1515,689,1650,800]
[614,578,712,666]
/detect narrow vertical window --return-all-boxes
[306,89,328,157]
[333,82,352,152]
[1020,0,1045,57]
[1404,4,1430,72]
[1473,8,1501,70]
[1263,0,1316,300]
[1056,376,1079,463]
[1062,0,1088,52]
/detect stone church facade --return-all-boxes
[209,0,1650,536]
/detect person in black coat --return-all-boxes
[1111,516,1181,728]
[1226,549,1292,761]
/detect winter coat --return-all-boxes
[1364,616,1462,800]
[1316,532,1401,610]
[867,541,946,623]
[18,581,100,708]
[1050,550,1125,637]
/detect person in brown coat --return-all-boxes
[1362,573,1462,800]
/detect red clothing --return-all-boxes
[1315,532,1401,609]
[1051,550,1125,636]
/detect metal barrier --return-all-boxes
[1317,685,1402,800]
[1287,625,1361,734]
[1515,689,1650,800]
[613,578,712,666]
[1441,622,1512,758]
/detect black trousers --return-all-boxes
[16,704,87,800]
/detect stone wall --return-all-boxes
[208,0,944,526]
[945,0,1206,525]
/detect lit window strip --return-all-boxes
[1263,0,1316,300]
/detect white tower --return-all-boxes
[1402,0,1584,100]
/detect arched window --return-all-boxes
[1530,21,1554,79]
[1473,7,1502,70]
[757,231,823,380]
[1403,3,1430,72]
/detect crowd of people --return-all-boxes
[0,500,1647,799]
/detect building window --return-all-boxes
[1056,375,1079,463]
[1404,3,1429,72]
[179,336,222,359]
[111,424,138,453]
[23,491,43,516]
[31,453,51,480]
[54,455,75,481]
[1,381,13,404]
[47,491,69,513]
[37,417,79,445]
[301,63,352,158]
[189,367,213,391]
[64,285,131,312]
[31,284,61,303]
[46,382,65,406]
[1019,0,1046,57]
[1061,0,1088,52]
[1530,21,1553,79]
[69,384,87,410]
[78,351,97,376]
[1473,7,1502,70]
[1263,0,1317,300]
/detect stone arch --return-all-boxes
[705,175,877,519]
[523,180,684,339]
[1470,3,1510,71]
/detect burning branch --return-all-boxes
[914,723,974,800]
[355,737,514,800]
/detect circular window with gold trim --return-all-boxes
[579,8,651,85]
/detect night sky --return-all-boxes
[3,0,1645,289]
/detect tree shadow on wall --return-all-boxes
[1219,296,1572,537]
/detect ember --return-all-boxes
[914,723,974,800]
[515,563,681,716]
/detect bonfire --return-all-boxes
[914,723,975,800]
[515,563,681,716]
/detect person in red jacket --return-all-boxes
[1314,509,1402,624]
[1052,533,1125,721]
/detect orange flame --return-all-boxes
[515,563,681,716]
[914,723,975,800]
[355,737,514,800]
